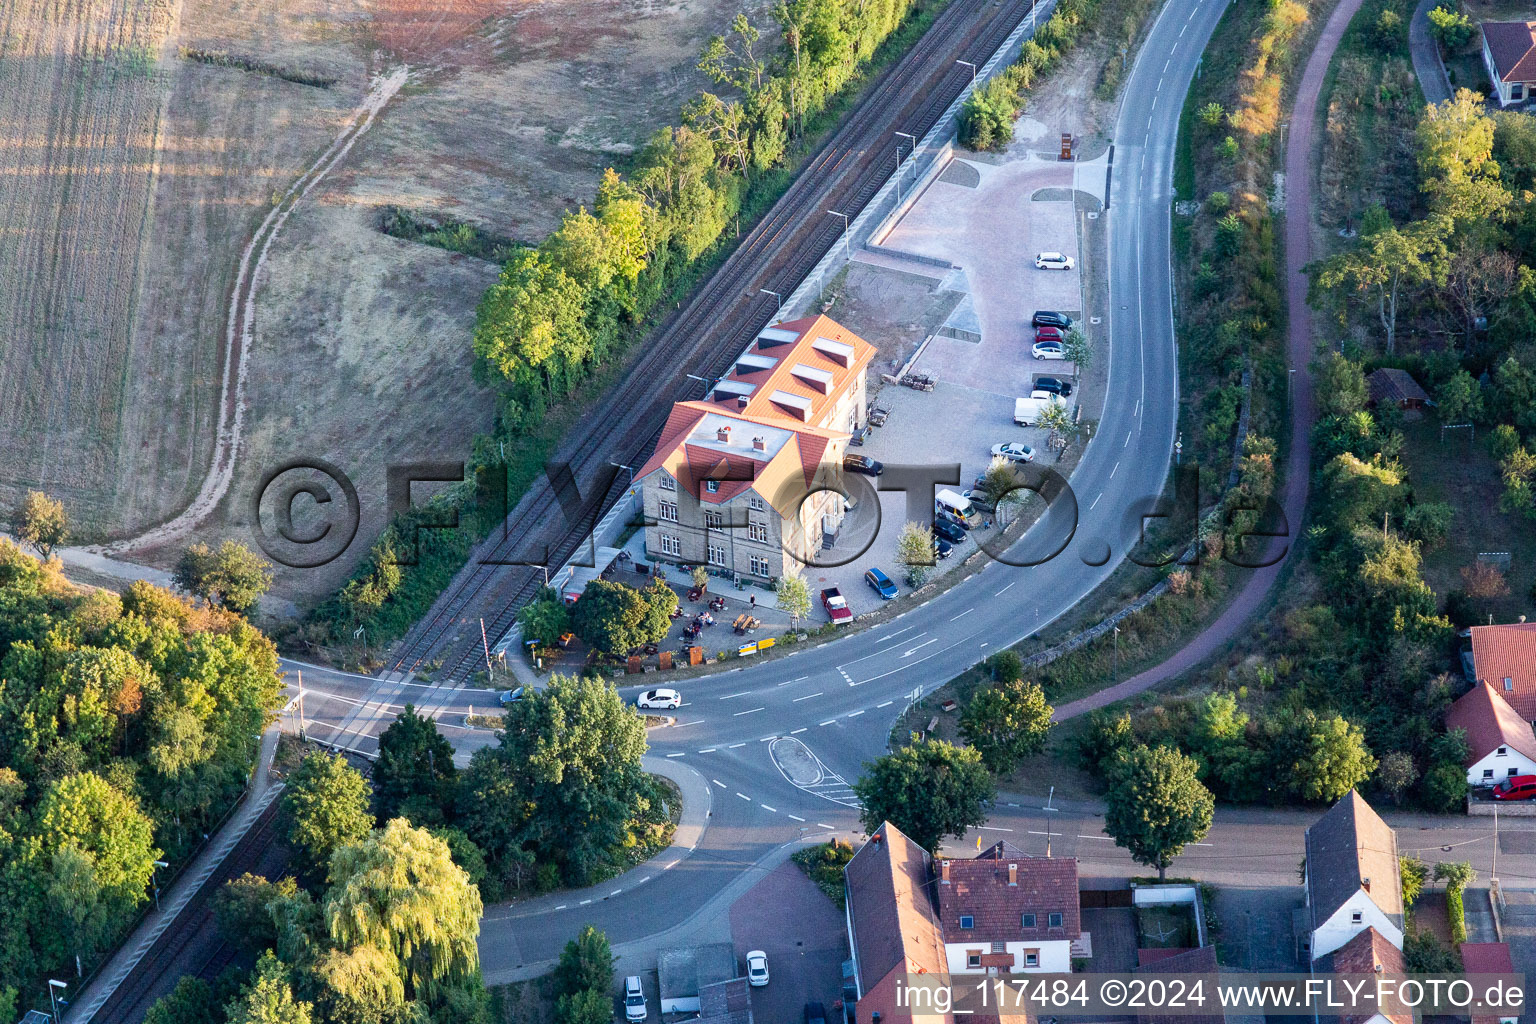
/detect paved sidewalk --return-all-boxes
[66,727,285,1024]
[1409,0,1453,106]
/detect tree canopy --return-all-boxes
[853,737,995,852]
[175,540,274,615]
[373,705,457,826]
[1102,745,1214,881]
[282,752,374,879]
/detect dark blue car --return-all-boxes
[865,567,898,600]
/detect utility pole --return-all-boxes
[296,669,306,742]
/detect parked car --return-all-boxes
[624,976,648,1022]
[1492,774,1536,800]
[1034,251,1075,270]
[935,537,955,559]
[933,517,966,544]
[821,587,853,625]
[746,950,770,987]
[804,1002,829,1024]
[1033,376,1074,397]
[636,688,681,710]
[1032,310,1073,329]
[497,687,524,706]
[962,487,996,513]
[1033,325,1064,343]
[1032,340,1066,360]
[865,567,898,600]
[990,442,1036,464]
[844,453,884,475]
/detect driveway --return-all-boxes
[729,861,848,1024]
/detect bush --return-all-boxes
[792,839,855,907]
[1427,5,1473,49]
[1206,190,1231,214]
[958,77,1020,151]
[1371,8,1403,53]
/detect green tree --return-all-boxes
[1102,745,1214,881]
[1197,102,1226,128]
[12,490,68,559]
[374,705,457,825]
[959,679,1054,774]
[958,77,1019,151]
[324,820,482,1003]
[1062,326,1092,376]
[1371,8,1402,51]
[639,578,678,643]
[1313,353,1370,419]
[1437,369,1483,424]
[775,567,812,629]
[853,737,995,853]
[36,772,159,913]
[282,751,373,879]
[473,249,590,406]
[1266,710,1378,803]
[1309,221,1447,354]
[226,951,312,1024]
[570,578,655,657]
[1418,91,1510,225]
[1376,751,1418,806]
[1400,856,1429,907]
[144,977,224,1024]
[518,590,571,648]
[216,873,299,954]
[555,925,615,997]
[1426,5,1472,49]
[310,945,410,1024]
[173,540,273,615]
[895,522,937,586]
[554,989,611,1024]
[1038,399,1078,450]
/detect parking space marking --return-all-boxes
[793,692,823,702]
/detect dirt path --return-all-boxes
[1054,0,1362,721]
[105,66,410,557]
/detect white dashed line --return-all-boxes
[817,823,835,829]
[1110,461,1119,478]
[820,719,836,726]
[1125,429,1133,446]
[580,899,592,905]
[978,825,1015,832]
[734,707,765,716]
[610,889,622,897]
[1090,493,1102,510]
[666,752,685,758]
[737,793,752,801]
[950,611,969,621]
[996,581,1016,595]
[877,701,893,708]
[761,805,777,813]
[699,748,716,753]
[720,691,750,700]
[787,814,806,822]
[729,742,746,748]
[846,710,865,718]
[791,727,807,735]
[793,692,824,702]
[713,780,728,787]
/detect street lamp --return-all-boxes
[49,980,67,1024]
[955,59,977,85]
[826,209,851,261]
[609,462,635,490]
[152,860,169,912]
[759,287,783,317]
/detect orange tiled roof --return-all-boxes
[1447,680,1536,765]
[1470,622,1536,721]
[706,314,876,427]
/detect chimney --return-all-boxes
[1362,877,1371,892]
[716,425,731,442]
[737,395,749,410]
[753,436,766,452]
[941,860,951,884]
[1008,863,1018,887]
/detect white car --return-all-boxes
[636,688,682,710]
[624,975,647,1022]
[990,442,1035,464]
[746,949,769,987]
[1031,340,1066,360]
[1034,251,1075,270]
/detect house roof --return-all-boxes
[704,314,876,428]
[844,822,948,997]
[633,401,847,519]
[696,977,753,1024]
[658,943,738,1001]
[1365,368,1429,406]
[1305,791,1402,935]
[1447,680,1536,765]
[1470,622,1536,721]
[1323,928,1410,1024]
[1482,22,1536,83]
[1136,947,1221,1024]
[1463,943,1517,1024]
[935,847,1081,943]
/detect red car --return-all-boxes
[1492,775,1536,800]
[1034,325,1064,344]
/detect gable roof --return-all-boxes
[1322,928,1410,1024]
[1447,680,1536,765]
[1365,368,1429,406]
[934,849,1080,943]
[844,822,948,995]
[1470,622,1536,721]
[1305,791,1402,934]
[1136,947,1221,1024]
[1482,22,1536,82]
[704,314,876,429]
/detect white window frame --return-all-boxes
[1024,951,1039,968]
[658,500,678,522]
[708,544,727,567]
[748,495,765,511]
[749,555,770,576]
[659,474,676,492]
[748,521,768,543]
[706,480,720,494]
[659,534,681,557]
[705,511,724,532]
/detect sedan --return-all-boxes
[1034,251,1075,270]
[1033,325,1064,343]
[636,688,681,710]
[990,442,1035,463]
[1032,310,1073,329]
[1033,376,1074,397]
[865,567,898,600]
[933,517,966,545]
[844,453,884,475]
[746,950,770,987]
[497,687,524,706]
[1032,340,1066,360]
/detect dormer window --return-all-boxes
[1048,912,1063,928]
[706,480,719,494]
[1021,913,1036,928]
[959,915,974,929]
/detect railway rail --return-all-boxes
[388,0,1040,683]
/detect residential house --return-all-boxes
[1461,943,1519,1024]
[1136,947,1258,1024]
[934,843,1081,975]
[1481,22,1536,107]
[1468,622,1536,726]
[658,944,739,1015]
[634,315,876,581]
[1316,927,1411,1024]
[1364,368,1429,412]
[1303,791,1403,961]
[1446,680,1536,787]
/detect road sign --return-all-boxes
[738,641,759,656]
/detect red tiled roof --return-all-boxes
[844,822,947,995]
[710,314,876,428]
[1447,681,1536,765]
[1323,928,1410,1024]
[1460,941,1514,974]
[1482,22,1536,83]
[935,852,1080,942]
[1470,622,1536,721]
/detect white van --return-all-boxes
[624,976,647,1021]
[935,488,977,526]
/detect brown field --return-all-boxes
[0,0,767,606]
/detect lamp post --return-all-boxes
[609,461,635,490]
[49,980,67,1024]
[956,59,977,86]
[759,287,783,317]
[826,209,851,261]
[152,859,169,912]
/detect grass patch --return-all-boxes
[792,839,855,908]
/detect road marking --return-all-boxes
[846,710,865,718]
[996,581,1016,595]
[610,889,622,897]
[720,691,750,700]
[877,701,893,708]
[790,727,807,735]
[580,899,592,906]
[793,692,824,702]
[666,752,685,758]
[1090,492,1102,510]
[902,638,939,657]
[729,742,746,748]
[555,905,567,910]
[760,736,775,742]
[737,793,752,801]
[734,706,765,716]
[978,825,1014,832]
[1134,399,1141,417]
[761,805,777,812]
[699,748,716,753]
[787,814,806,822]
[949,611,969,621]
[1125,429,1133,446]
[1179,20,1188,35]
[1110,461,1119,478]
[820,719,836,726]
[817,823,835,829]
[713,780,727,788]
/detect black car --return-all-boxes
[935,537,954,559]
[933,517,966,544]
[804,1003,828,1024]
[1033,376,1074,397]
[1031,310,1073,329]
[844,453,884,475]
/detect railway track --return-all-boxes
[387,0,1040,683]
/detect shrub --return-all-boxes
[1427,5,1473,49]
[1371,8,1403,52]
[1198,102,1227,127]
[1206,190,1231,213]
[792,839,855,907]
[1218,135,1240,161]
